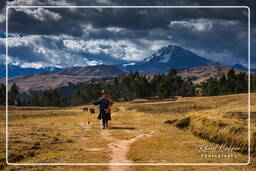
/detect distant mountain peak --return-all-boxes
[143,45,182,63]
[122,45,220,73]
[231,63,247,71]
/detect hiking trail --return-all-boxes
[100,130,154,171]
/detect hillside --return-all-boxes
[0,65,125,92]
[0,65,249,92]
[57,65,125,77]
[177,65,247,83]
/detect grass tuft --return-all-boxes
[175,117,191,128]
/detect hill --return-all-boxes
[57,65,125,77]
[0,65,125,92]
[177,65,247,83]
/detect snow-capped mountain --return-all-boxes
[121,45,220,73]
[0,64,62,79]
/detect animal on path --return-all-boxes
[89,108,95,114]
[83,107,89,112]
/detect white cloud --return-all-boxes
[81,24,101,37]
[0,35,104,68]
[19,62,46,69]
[0,35,40,47]
[95,0,112,4]
[0,14,5,23]
[15,8,62,22]
[169,19,213,31]
[63,39,148,61]
[81,25,125,37]
[106,27,124,33]
[0,34,172,67]
[0,0,72,23]
[7,0,73,6]
[138,39,170,52]
[138,10,147,15]
[87,60,102,66]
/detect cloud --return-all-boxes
[106,27,124,33]
[0,1,254,68]
[15,8,62,22]
[166,19,249,65]
[0,32,171,68]
[0,35,103,68]
[169,19,213,31]
[0,0,74,23]
[62,39,150,61]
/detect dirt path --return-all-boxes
[79,108,155,171]
[100,130,154,171]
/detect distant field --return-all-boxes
[0,93,255,170]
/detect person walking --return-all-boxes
[93,90,113,129]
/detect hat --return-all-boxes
[101,89,107,95]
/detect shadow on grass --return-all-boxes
[109,126,136,130]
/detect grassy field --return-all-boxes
[0,93,255,170]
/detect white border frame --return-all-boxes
[5,6,251,166]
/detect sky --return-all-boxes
[0,0,255,69]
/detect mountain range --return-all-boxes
[0,64,61,79]
[0,65,125,92]
[0,45,253,92]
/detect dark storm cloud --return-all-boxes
[6,7,249,36]
[169,19,249,64]
[0,0,255,67]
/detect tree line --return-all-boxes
[0,68,255,106]
[200,68,251,96]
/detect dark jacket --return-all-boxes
[93,98,112,120]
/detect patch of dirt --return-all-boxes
[84,148,105,152]
[100,129,154,171]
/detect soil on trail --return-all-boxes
[98,106,155,171]
[100,129,154,171]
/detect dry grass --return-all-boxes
[126,93,256,170]
[0,105,110,170]
[0,93,255,171]
[128,101,213,115]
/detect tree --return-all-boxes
[0,83,6,105]
[30,92,40,106]
[226,68,236,93]
[41,89,61,106]
[107,77,121,100]
[121,74,137,100]
[8,84,20,105]
[201,69,248,96]
[235,72,247,93]
[252,74,256,92]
